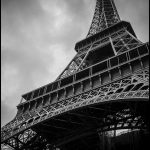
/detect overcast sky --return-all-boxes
[1,0,149,127]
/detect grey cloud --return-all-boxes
[1,0,43,18]
[1,101,17,127]
[116,0,149,42]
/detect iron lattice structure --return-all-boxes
[1,0,149,150]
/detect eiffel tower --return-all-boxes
[1,0,149,150]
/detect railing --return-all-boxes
[21,42,149,103]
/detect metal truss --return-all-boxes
[57,28,142,79]
[1,129,37,150]
[57,0,124,80]
[112,30,142,54]
[2,129,54,150]
[87,0,120,37]
[54,0,142,80]
[56,45,92,79]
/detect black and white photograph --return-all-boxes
[1,0,149,149]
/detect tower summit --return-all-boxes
[1,0,149,150]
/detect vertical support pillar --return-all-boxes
[112,122,116,150]
[109,37,117,55]
[48,94,51,104]
[98,127,114,149]
[98,118,107,150]
[98,131,105,150]
[98,131,112,150]
[130,129,135,150]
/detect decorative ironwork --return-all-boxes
[1,0,149,149]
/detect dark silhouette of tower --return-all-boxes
[1,0,149,150]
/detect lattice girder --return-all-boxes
[57,22,142,79]
[2,129,39,150]
[87,0,120,37]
